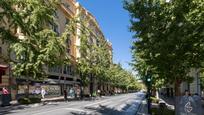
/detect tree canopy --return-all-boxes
[0,0,73,80]
[124,0,204,92]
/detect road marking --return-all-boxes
[64,108,86,112]
[33,108,89,115]
[84,100,108,107]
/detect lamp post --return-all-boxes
[146,70,152,114]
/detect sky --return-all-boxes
[77,0,133,70]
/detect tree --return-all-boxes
[107,63,141,92]
[124,0,204,97]
[76,12,113,96]
[0,0,74,86]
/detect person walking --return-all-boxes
[2,87,10,106]
[2,87,9,94]
[193,93,202,115]
[64,89,68,101]
[41,88,46,99]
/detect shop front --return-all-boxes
[16,79,62,99]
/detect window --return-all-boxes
[0,70,5,84]
[66,38,71,45]
[63,66,67,74]
[67,48,70,54]
[49,21,59,36]
[63,65,74,75]
[60,77,64,80]
[65,19,69,25]
[48,75,59,80]
[66,37,71,54]
[61,3,70,11]
[54,11,59,18]
[53,24,59,35]
[66,78,73,81]
[96,39,100,46]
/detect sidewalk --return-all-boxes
[2,96,65,106]
[0,96,66,113]
[136,99,149,115]
[0,95,103,109]
[159,96,175,110]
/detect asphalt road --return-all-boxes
[0,92,145,115]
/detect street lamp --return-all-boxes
[166,0,171,3]
[146,70,152,114]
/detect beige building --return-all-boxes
[75,3,113,95]
[160,68,201,97]
[180,68,201,95]
[0,0,113,99]
[43,0,80,96]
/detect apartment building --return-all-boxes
[0,0,79,99]
[0,6,16,99]
[75,3,113,95]
[0,0,113,99]
[43,0,79,97]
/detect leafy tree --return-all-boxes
[124,0,204,97]
[107,64,141,91]
[76,12,113,95]
[0,0,74,81]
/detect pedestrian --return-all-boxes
[69,88,74,98]
[179,90,196,114]
[193,93,202,115]
[2,87,9,94]
[64,89,68,101]
[76,88,80,99]
[41,88,46,99]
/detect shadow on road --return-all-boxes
[71,105,126,115]
[0,105,30,115]
[0,103,60,115]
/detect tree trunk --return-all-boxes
[156,89,159,99]
[174,80,181,96]
[174,79,181,115]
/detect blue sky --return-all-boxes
[77,0,133,70]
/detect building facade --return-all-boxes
[75,3,113,95]
[0,0,113,99]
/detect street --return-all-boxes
[0,92,145,115]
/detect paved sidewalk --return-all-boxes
[159,96,175,110]
[0,96,66,113]
[0,95,104,111]
[136,99,149,115]
[2,96,65,106]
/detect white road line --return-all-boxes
[84,100,108,107]
[32,107,89,115]
[64,108,86,112]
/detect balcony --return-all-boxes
[60,0,76,18]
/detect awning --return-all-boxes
[0,64,8,70]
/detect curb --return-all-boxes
[135,100,145,114]
[135,96,148,115]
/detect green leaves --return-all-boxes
[76,13,140,90]
[125,0,204,88]
[0,0,73,80]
